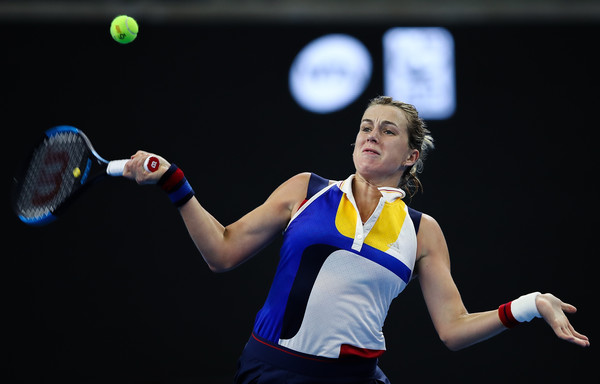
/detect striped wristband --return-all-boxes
[498,292,542,328]
[157,164,195,207]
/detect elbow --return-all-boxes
[439,331,468,352]
[206,260,235,273]
[198,246,237,273]
[201,246,250,273]
[204,254,239,273]
[441,338,465,352]
[207,264,228,273]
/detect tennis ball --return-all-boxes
[73,167,81,178]
[110,15,138,44]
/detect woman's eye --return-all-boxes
[361,126,372,132]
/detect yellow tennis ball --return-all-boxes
[73,167,81,178]
[110,15,138,44]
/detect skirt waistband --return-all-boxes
[243,333,379,378]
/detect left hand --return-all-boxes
[536,293,590,347]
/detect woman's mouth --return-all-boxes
[363,148,380,155]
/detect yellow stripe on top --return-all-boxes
[335,194,357,239]
[334,192,408,253]
[364,199,407,252]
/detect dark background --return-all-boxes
[3,16,598,384]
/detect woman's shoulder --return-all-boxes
[405,206,444,238]
[414,212,447,251]
[289,172,337,189]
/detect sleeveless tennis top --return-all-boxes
[252,174,421,359]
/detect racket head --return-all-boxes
[12,126,109,225]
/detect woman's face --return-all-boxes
[352,104,418,186]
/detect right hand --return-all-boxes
[122,150,171,185]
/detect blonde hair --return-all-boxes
[367,96,434,197]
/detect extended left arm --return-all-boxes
[414,214,589,350]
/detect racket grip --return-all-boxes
[106,159,129,176]
[106,156,160,177]
[144,156,160,172]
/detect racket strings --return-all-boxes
[16,132,88,220]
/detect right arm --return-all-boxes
[177,173,310,272]
[123,151,310,272]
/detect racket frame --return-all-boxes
[14,126,116,225]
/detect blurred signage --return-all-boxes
[290,28,455,120]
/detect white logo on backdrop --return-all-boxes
[289,34,372,114]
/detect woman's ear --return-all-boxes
[403,149,420,167]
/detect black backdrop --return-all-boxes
[4,19,598,383]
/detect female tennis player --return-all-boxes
[123,96,589,383]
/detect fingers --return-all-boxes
[539,294,589,347]
[555,324,590,347]
[554,324,573,343]
[550,313,590,347]
[124,150,169,185]
[561,302,577,314]
[569,324,590,344]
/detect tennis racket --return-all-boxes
[12,125,159,226]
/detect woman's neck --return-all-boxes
[352,174,384,224]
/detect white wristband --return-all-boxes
[511,292,542,322]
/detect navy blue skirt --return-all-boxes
[234,333,391,384]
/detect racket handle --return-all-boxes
[106,159,129,176]
[143,156,160,172]
[106,156,160,177]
